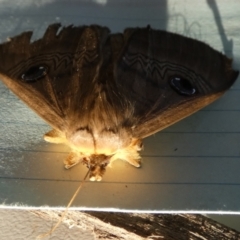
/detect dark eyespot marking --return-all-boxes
[170,77,197,96]
[21,65,48,82]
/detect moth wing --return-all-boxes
[114,27,239,138]
[0,24,110,132]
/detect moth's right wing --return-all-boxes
[0,24,111,132]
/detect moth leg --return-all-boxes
[126,138,142,167]
[125,158,141,168]
[64,152,81,169]
[113,138,142,168]
[111,152,141,168]
[44,129,66,144]
[131,138,143,151]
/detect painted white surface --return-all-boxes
[0,0,239,214]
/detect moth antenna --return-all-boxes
[36,169,90,239]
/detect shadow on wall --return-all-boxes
[207,0,234,58]
[0,0,167,40]
[0,0,235,61]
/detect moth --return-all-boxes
[0,24,238,181]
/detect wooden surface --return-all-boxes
[1,209,240,239]
[31,210,240,239]
[88,212,240,240]
[0,0,240,213]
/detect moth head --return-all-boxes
[83,154,112,181]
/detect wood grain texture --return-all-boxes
[29,210,240,240]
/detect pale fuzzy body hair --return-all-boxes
[110,139,142,167]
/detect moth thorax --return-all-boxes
[67,126,132,155]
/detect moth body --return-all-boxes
[44,128,142,181]
[0,24,238,180]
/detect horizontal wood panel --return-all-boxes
[1,178,240,212]
[1,150,240,184]
[0,0,239,213]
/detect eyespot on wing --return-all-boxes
[21,65,48,82]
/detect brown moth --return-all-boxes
[0,24,238,181]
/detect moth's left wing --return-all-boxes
[0,24,110,132]
[114,27,239,139]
